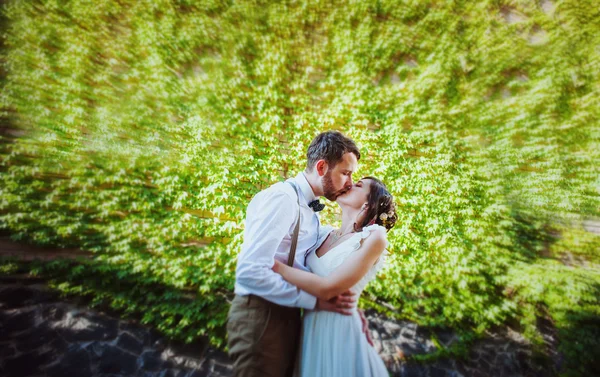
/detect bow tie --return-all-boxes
[308,199,325,212]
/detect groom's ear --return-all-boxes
[315,160,328,177]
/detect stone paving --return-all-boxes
[0,273,559,377]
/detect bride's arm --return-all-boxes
[273,227,387,301]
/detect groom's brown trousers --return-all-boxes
[227,294,302,377]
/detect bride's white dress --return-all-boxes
[295,224,389,377]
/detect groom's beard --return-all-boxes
[322,171,348,201]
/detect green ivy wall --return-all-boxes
[1,0,599,374]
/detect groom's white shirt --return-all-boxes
[234,172,333,309]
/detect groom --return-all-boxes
[227,131,361,377]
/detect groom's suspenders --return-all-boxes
[286,181,301,267]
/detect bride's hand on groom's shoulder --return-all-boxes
[316,290,356,316]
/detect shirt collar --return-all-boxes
[294,171,317,205]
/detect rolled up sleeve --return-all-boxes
[235,190,317,309]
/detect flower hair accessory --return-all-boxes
[379,210,394,227]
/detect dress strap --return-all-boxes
[358,224,385,239]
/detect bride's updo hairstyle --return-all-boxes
[355,177,397,232]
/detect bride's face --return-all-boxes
[335,178,371,210]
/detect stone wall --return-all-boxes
[0,274,558,377]
[0,275,231,377]
[369,310,558,377]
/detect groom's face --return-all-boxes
[322,152,358,201]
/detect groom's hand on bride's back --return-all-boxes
[316,290,356,315]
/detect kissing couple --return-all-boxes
[227,131,397,377]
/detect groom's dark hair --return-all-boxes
[306,131,360,172]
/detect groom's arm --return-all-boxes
[235,189,317,309]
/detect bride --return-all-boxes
[273,176,397,377]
